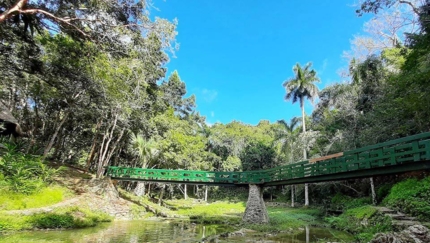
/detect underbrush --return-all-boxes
[0,141,63,194]
[383,176,430,221]
[208,187,248,202]
[0,206,111,231]
[326,205,392,242]
[330,193,372,210]
[118,188,173,218]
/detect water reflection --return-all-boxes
[0,220,352,243]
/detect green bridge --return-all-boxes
[106,132,430,186]
[106,132,430,223]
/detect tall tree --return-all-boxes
[283,62,320,206]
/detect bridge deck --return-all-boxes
[106,132,430,186]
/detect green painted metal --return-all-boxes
[106,132,430,186]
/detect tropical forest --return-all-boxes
[1,0,430,242]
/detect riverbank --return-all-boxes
[2,164,430,243]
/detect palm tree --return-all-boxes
[283,62,320,206]
[275,118,300,163]
[129,133,159,196]
[275,118,300,207]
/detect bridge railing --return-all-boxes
[265,132,430,183]
[106,166,243,184]
[107,132,430,185]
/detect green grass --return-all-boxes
[0,186,70,211]
[0,206,112,231]
[246,207,324,232]
[174,200,245,224]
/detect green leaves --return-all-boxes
[0,142,60,194]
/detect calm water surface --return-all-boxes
[0,219,353,243]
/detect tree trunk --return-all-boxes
[291,185,295,207]
[43,111,68,159]
[184,184,188,200]
[204,186,208,202]
[370,177,377,205]
[301,103,309,206]
[134,182,145,196]
[158,184,165,205]
[86,120,102,172]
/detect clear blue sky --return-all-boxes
[154,0,371,125]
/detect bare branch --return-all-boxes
[0,0,28,23]
[399,0,421,15]
[18,9,90,38]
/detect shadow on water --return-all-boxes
[0,220,353,243]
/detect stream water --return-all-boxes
[0,219,353,243]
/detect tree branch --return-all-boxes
[399,0,420,16]
[18,9,90,38]
[0,0,28,23]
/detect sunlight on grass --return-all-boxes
[0,186,70,210]
[175,200,245,217]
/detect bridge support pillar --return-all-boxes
[242,184,269,223]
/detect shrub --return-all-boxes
[31,213,75,229]
[326,206,392,243]
[0,142,62,194]
[330,193,371,210]
[383,177,430,221]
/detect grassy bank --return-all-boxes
[0,186,70,211]
[0,206,111,231]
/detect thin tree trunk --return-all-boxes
[96,112,120,178]
[204,186,208,202]
[158,184,165,205]
[43,112,68,159]
[370,177,377,205]
[184,184,188,200]
[291,185,295,207]
[86,120,102,172]
[301,104,309,206]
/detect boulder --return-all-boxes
[0,101,23,137]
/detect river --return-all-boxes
[0,219,353,243]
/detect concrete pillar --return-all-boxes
[242,184,269,223]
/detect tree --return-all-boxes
[274,118,300,207]
[274,118,301,164]
[240,141,276,171]
[0,0,178,54]
[283,62,320,206]
[129,134,159,196]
